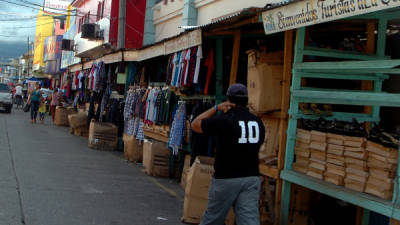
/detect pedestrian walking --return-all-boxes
[191,83,266,225]
[28,84,42,124]
[15,84,23,109]
[38,99,46,123]
[50,88,62,123]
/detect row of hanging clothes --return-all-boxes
[168,97,216,159]
[166,46,216,95]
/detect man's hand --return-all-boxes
[217,101,236,113]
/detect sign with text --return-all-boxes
[262,0,400,35]
[44,0,72,14]
[164,29,202,55]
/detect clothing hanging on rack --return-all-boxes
[169,102,186,155]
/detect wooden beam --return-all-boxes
[259,164,279,179]
[229,30,241,85]
[391,218,400,225]
[216,38,224,103]
[275,29,294,225]
[362,21,376,130]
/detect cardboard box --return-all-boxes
[143,139,169,177]
[181,155,191,189]
[185,156,215,199]
[123,134,143,163]
[182,156,215,224]
[247,50,283,113]
[182,196,235,225]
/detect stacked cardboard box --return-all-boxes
[343,136,368,192]
[365,141,397,200]
[307,130,327,179]
[293,129,311,174]
[325,133,345,185]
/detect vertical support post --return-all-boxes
[362,209,370,225]
[280,27,306,225]
[275,30,294,225]
[182,0,197,27]
[117,0,127,49]
[229,30,241,85]
[143,0,156,46]
[362,21,376,130]
[216,38,224,104]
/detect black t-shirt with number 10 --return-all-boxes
[201,107,266,179]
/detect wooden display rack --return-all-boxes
[279,11,400,225]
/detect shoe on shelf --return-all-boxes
[299,103,313,115]
[310,103,323,116]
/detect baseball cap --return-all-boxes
[226,83,248,97]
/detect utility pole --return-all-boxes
[27,36,30,79]
[117,0,126,49]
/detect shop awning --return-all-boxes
[261,0,400,35]
[75,43,114,59]
[124,29,202,62]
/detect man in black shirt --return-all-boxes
[191,83,265,225]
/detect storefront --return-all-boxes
[260,0,400,224]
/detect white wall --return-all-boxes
[196,0,267,25]
[152,0,270,43]
[74,17,110,55]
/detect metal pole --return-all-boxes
[117,0,126,49]
[27,36,30,78]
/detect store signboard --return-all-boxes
[262,0,400,35]
[137,44,164,61]
[44,0,72,14]
[164,29,202,55]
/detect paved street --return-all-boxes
[0,109,184,225]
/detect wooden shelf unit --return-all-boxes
[279,15,400,225]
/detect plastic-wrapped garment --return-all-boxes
[124,119,135,136]
[123,92,135,121]
[168,103,186,155]
[136,120,144,141]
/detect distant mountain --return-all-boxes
[0,41,28,62]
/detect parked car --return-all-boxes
[0,83,13,113]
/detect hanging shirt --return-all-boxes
[204,49,215,95]
[193,46,203,84]
[182,49,191,86]
[171,53,179,86]
[176,51,185,87]
[78,72,84,89]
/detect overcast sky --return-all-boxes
[0,0,43,62]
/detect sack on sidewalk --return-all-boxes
[68,112,87,129]
[88,120,118,150]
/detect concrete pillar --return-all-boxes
[182,0,197,27]
[143,0,156,46]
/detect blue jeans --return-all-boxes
[200,176,261,225]
[30,101,39,120]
